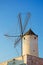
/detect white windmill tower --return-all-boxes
[22,29,38,57]
[4,12,38,57]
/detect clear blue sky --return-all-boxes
[0,0,43,62]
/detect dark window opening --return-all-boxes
[33,50,35,52]
[34,37,36,39]
[24,37,25,40]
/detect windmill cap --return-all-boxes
[24,29,38,37]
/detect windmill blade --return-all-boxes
[14,37,21,47]
[23,12,31,33]
[15,47,19,56]
[4,34,20,37]
[14,36,22,56]
[18,13,23,34]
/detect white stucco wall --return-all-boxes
[8,56,24,65]
[0,56,26,65]
[22,35,38,57]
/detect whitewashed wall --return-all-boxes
[22,35,38,57]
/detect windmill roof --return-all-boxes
[24,29,38,37]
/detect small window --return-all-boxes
[34,37,36,39]
[24,37,25,40]
[13,59,15,61]
[33,50,35,52]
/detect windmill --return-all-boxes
[4,12,31,56]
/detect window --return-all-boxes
[33,50,35,52]
[24,37,25,40]
[34,37,36,39]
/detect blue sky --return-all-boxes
[0,0,43,62]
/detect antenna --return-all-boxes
[4,12,31,56]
